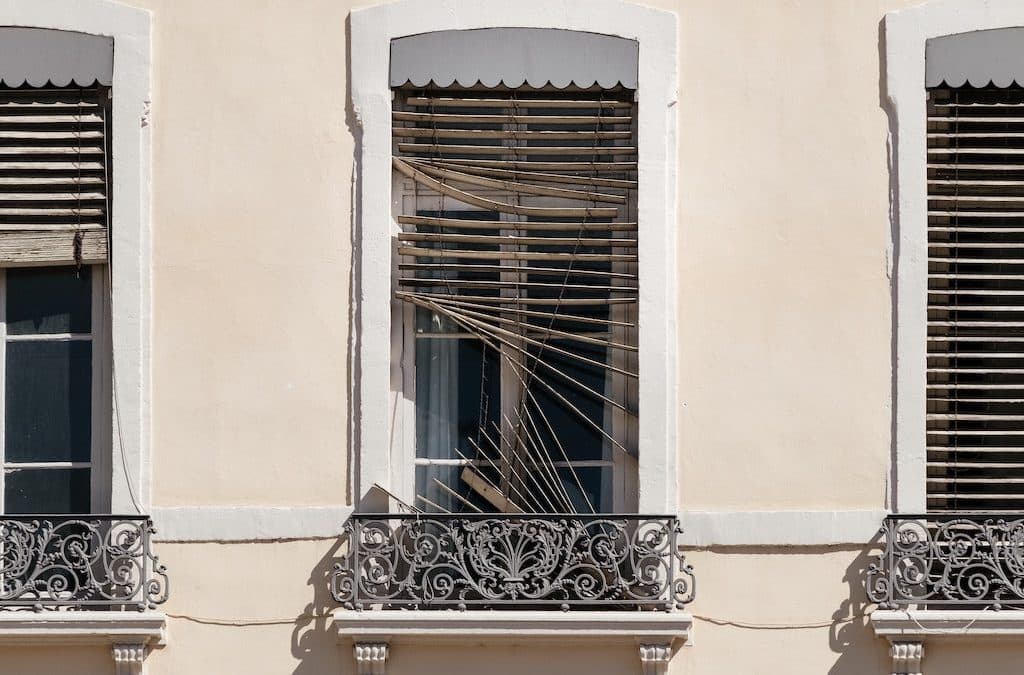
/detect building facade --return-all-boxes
[0,0,1021,673]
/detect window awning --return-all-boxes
[389,28,638,89]
[927,27,1024,88]
[0,27,112,87]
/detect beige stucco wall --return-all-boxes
[6,0,1017,674]
[674,0,910,510]
[137,0,355,507]
[125,0,923,512]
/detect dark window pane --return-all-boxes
[526,339,609,462]
[7,266,92,335]
[4,468,90,513]
[556,466,610,513]
[415,338,500,460]
[6,341,91,462]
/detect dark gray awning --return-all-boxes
[0,27,113,87]
[390,28,638,89]
[927,27,1024,88]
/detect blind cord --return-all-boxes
[106,258,144,515]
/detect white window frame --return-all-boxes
[351,0,679,513]
[886,0,1024,513]
[0,266,111,513]
[0,1,153,514]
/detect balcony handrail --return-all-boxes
[868,513,1024,610]
[0,514,169,611]
[332,512,694,611]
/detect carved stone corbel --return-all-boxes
[638,642,673,675]
[353,641,390,675]
[112,642,146,675]
[889,640,923,675]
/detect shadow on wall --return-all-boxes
[828,538,889,675]
[344,10,361,511]
[290,536,349,675]
[926,638,1024,674]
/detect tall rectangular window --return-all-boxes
[394,87,639,514]
[927,85,1024,511]
[0,84,111,514]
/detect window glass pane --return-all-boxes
[6,341,91,462]
[526,339,609,462]
[4,468,90,514]
[556,466,610,514]
[6,266,92,335]
[416,338,500,461]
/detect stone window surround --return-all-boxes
[349,0,681,516]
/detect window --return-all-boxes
[926,82,1024,511]
[0,72,112,513]
[389,30,639,514]
[397,95,638,513]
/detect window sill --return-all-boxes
[0,610,166,646]
[872,609,1024,638]
[333,608,692,644]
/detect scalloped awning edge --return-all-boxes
[928,27,1024,89]
[0,27,112,89]
[390,28,638,91]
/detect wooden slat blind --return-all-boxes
[394,88,638,514]
[0,87,108,266]
[393,90,637,275]
[927,85,1024,511]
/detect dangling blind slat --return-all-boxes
[0,86,108,266]
[926,85,1024,512]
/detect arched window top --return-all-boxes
[389,28,638,89]
[0,27,112,87]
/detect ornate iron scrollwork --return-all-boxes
[868,514,1024,609]
[331,514,694,610]
[0,516,168,611]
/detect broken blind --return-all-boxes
[927,85,1024,511]
[391,30,639,514]
[394,89,638,514]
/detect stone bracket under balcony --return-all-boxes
[334,609,692,675]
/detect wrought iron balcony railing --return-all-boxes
[0,516,168,611]
[330,513,695,610]
[867,514,1024,610]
